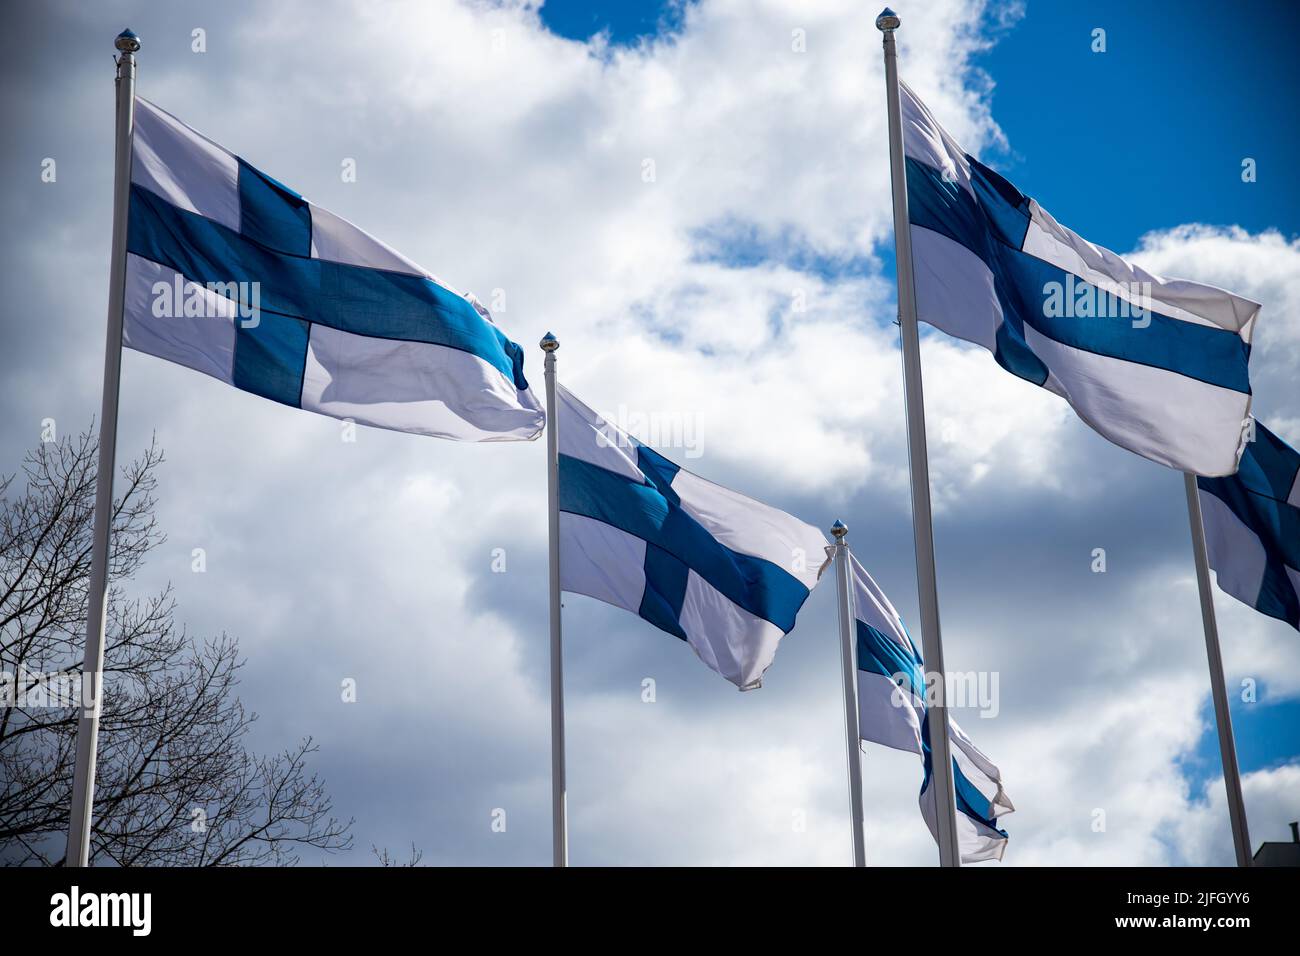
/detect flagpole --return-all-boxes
[876,8,961,867]
[65,28,140,868]
[1182,472,1252,866]
[540,332,568,867]
[832,521,867,866]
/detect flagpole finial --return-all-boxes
[831,519,848,540]
[540,332,559,352]
[876,8,901,31]
[115,29,141,53]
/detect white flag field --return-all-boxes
[554,384,830,690]
[851,554,1014,862]
[62,18,1300,872]
[900,80,1261,477]
[125,97,544,442]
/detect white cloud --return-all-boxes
[1129,225,1300,411]
[1173,762,1300,866]
[6,0,1298,867]
[112,0,1048,499]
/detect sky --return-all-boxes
[2,0,1298,866]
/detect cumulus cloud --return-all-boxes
[2,0,1296,866]
[1128,225,1300,414]
[1172,762,1300,866]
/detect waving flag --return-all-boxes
[851,554,1013,862]
[900,81,1259,476]
[1197,420,1300,631]
[123,98,543,441]
[556,385,828,689]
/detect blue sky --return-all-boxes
[540,0,1300,797]
[976,0,1300,801]
[969,0,1300,250]
[541,0,688,45]
[544,0,1300,247]
[2,0,1298,866]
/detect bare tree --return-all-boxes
[0,427,352,865]
[371,843,424,867]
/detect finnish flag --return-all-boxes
[851,554,1014,862]
[1197,420,1300,631]
[123,98,544,441]
[900,81,1259,476]
[556,385,829,689]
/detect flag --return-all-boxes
[851,553,1013,862]
[556,384,828,689]
[123,98,544,441]
[899,81,1259,476]
[1197,420,1300,631]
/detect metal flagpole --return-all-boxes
[65,28,140,869]
[831,521,867,867]
[540,332,568,867]
[876,8,961,867]
[1183,472,1252,867]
